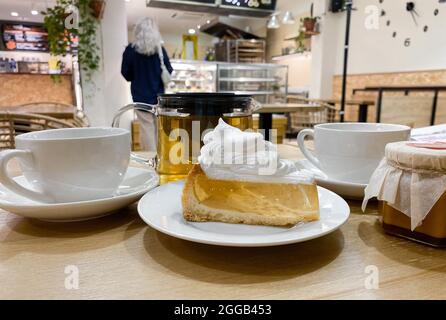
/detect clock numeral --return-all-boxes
[404,38,411,47]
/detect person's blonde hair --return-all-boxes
[132,17,162,56]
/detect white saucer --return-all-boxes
[295,159,367,199]
[138,181,350,247]
[0,167,159,222]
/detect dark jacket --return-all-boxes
[121,44,173,105]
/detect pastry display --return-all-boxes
[182,119,319,226]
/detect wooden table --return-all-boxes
[256,104,314,141]
[1,145,446,299]
[286,96,376,123]
[2,105,75,120]
[321,99,375,123]
[256,103,318,114]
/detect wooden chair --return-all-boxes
[380,96,446,128]
[286,97,338,133]
[14,101,75,112]
[11,102,90,128]
[0,112,76,150]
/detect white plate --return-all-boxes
[0,167,159,222]
[138,181,350,247]
[295,159,367,199]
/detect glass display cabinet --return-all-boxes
[167,60,217,93]
[217,63,288,104]
[167,60,288,104]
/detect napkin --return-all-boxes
[407,140,446,150]
[362,141,446,230]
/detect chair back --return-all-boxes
[380,96,446,128]
[286,97,338,133]
[10,102,90,128]
[0,112,76,149]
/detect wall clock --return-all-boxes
[377,0,442,47]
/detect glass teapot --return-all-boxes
[112,93,259,183]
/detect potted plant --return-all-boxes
[301,3,320,33]
[42,0,101,80]
[301,16,319,33]
[90,0,105,19]
[295,31,306,53]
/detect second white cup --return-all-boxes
[297,123,411,184]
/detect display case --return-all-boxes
[167,60,288,104]
[167,60,217,93]
[217,63,288,104]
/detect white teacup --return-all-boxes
[0,127,131,203]
[297,123,411,184]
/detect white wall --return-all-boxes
[268,0,314,91]
[336,0,446,74]
[275,54,312,90]
[160,32,216,60]
[310,0,344,98]
[83,0,132,129]
[309,0,446,98]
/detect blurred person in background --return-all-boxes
[121,17,173,151]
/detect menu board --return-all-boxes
[220,0,276,11]
[1,23,49,52]
[176,0,215,3]
[1,21,78,54]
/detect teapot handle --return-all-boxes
[112,103,157,167]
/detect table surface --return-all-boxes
[286,96,375,106]
[1,144,446,299]
[320,99,375,105]
[355,85,446,91]
[2,105,75,119]
[256,103,322,113]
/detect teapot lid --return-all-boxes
[159,92,251,102]
[157,93,254,116]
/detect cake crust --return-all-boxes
[182,165,319,227]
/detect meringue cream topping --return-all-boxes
[198,119,314,184]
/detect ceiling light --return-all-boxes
[197,25,201,29]
[30,2,39,15]
[11,12,19,17]
[282,11,296,24]
[206,20,211,24]
[188,28,196,34]
[267,15,280,29]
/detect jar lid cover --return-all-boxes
[385,141,446,172]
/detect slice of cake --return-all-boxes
[182,119,319,227]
